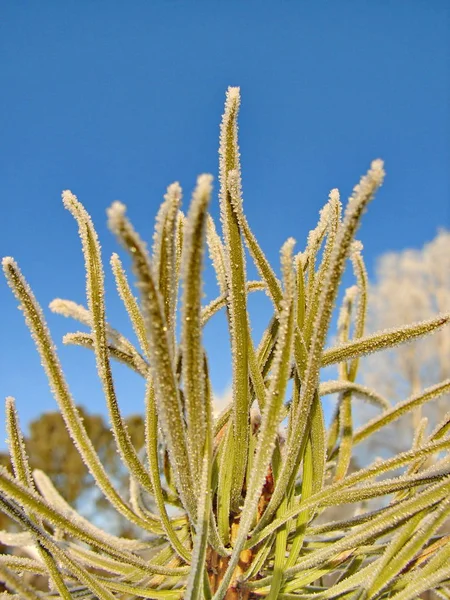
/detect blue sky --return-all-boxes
[1,1,449,449]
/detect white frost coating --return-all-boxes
[180,173,213,483]
[0,530,34,547]
[227,85,240,100]
[184,453,211,599]
[256,160,386,535]
[5,397,35,492]
[49,298,91,325]
[107,200,155,280]
[106,200,127,230]
[51,297,144,366]
[319,200,331,220]
[319,380,390,410]
[109,200,197,519]
[412,416,428,447]
[347,284,359,303]
[110,252,150,360]
[61,189,76,204]
[354,379,450,445]
[152,181,182,337]
[305,189,342,335]
[349,241,368,353]
[284,476,450,578]
[195,173,213,195]
[152,182,182,272]
[337,285,359,333]
[218,86,252,511]
[306,225,319,250]
[250,403,262,430]
[228,168,283,309]
[307,199,332,249]
[206,214,227,294]
[0,466,151,570]
[329,187,340,204]
[129,476,147,521]
[430,410,450,439]
[329,188,342,218]
[351,240,364,255]
[64,191,159,503]
[281,237,296,298]
[324,313,450,368]
[249,437,450,549]
[4,240,160,536]
[175,208,185,280]
[219,88,242,201]
[304,195,336,317]
[365,493,450,599]
[347,159,385,211]
[214,239,296,598]
[337,284,359,373]
[32,469,151,552]
[107,200,157,289]
[227,170,242,216]
[390,563,450,600]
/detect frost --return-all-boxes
[180,174,212,483]
[1,89,448,600]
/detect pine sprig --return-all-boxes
[1,87,449,600]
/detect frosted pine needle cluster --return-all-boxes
[1,87,450,600]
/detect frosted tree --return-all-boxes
[360,229,450,453]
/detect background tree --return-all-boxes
[359,229,450,454]
[0,407,147,537]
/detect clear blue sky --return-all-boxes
[1,1,449,449]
